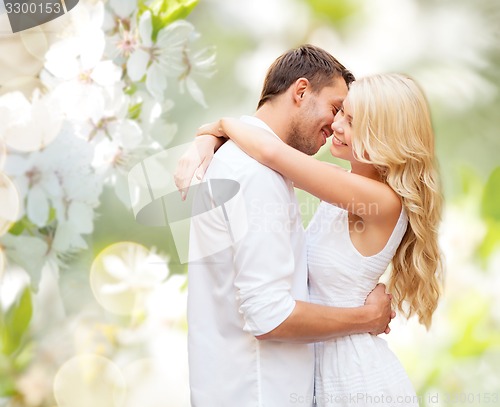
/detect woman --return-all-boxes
[176,73,443,405]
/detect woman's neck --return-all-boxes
[350,161,382,182]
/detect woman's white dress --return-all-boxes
[306,201,419,407]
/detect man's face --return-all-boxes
[287,79,348,155]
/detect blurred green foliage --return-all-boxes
[0,287,33,397]
[480,167,500,259]
[303,0,362,25]
[0,288,32,357]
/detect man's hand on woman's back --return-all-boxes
[365,283,395,335]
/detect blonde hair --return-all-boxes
[348,73,443,329]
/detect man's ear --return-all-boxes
[292,78,310,104]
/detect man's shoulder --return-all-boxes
[209,140,284,180]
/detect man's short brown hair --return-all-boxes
[257,44,355,109]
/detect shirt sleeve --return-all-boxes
[231,163,298,336]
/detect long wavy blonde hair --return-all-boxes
[348,73,443,329]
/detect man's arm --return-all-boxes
[231,163,392,343]
[256,284,393,343]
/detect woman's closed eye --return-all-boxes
[338,106,353,126]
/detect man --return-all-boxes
[177,44,393,406]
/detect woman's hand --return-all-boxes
[196,121,227,138]
[174,134,223,200]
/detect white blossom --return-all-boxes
[132,92,178,148]
[103,0,140,62]
[4,150,63,227]
[42,3,123,126]
[0,138,6,170]
[127,12,215,105]
[3,128,103,253]
[0,90,63,152]
[104,0,138,32]
[0,0,215,293]
[0,172,20,236]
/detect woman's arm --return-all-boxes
[219,118,400,221]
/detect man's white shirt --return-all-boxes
[187,116,314,406]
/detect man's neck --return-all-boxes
[254,105,289,144]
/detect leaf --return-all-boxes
[0,287,32,356]
[448,292,494,358]
[307,0,362,25]
[124,82,138,96]
[12,341,35,372]
[128,102,143,121]
[477,220,500,261]
[481,166,500,222]
[160,0,199,25]
[7,219,26,236]
[479,167,500,260]
[458,165,483,198]
[0,361,16,397]
[147,0,199,40]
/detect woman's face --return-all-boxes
[329,97,356,162]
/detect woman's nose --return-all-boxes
[331,122,344,134]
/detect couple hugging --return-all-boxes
[174,44,442,407]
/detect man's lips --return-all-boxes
[321,128,332,144]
